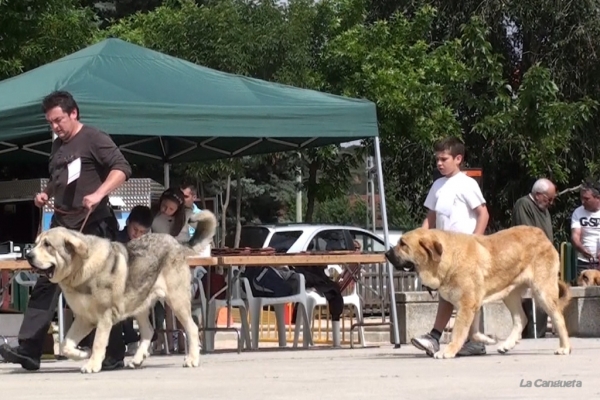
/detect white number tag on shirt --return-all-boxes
[67,157,81,185]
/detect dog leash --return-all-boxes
[37,206,94,235]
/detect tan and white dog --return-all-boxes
[577,269,600,287]
[385,225,572,359]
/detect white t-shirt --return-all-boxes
[424,172,486,234]
[570,206,600,261]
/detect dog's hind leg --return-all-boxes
[532,281,571,355]
[167,294,200,368]
[497,289,527,354]
[61,317,94,361]
[469,308,498,345]
[434,303,477,359]
[128,312,154,369]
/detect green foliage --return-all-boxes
[2,0,599,242]
[0,0,99,79]
[312,196,367,226]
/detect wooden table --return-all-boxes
[190,253,386,267]
[0,252,389,353]
[2,253,385,270]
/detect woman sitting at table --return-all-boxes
[150,188,202,354]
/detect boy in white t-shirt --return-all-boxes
[570,180,600,274]
[411,137,489,357]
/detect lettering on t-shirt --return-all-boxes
[571,206,600,260]
[579,217,600,228]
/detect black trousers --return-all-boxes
[294,267,344,322]
[17,216,125,360]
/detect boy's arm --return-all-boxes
[422,184,437,229]
[472,204,489,235]
[422,210,436,229]
[463,180,489,235]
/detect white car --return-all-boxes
[225,224,408,314]
[226,224,401,254]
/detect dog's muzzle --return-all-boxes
[385,248,416,272]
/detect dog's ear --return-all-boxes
[418,238,443,263]
[594,273,600,287]
[579,272,587,287]
[64,235,88,257]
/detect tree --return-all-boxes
[367,0,600,239]
[0,0,99,80]
[321,3,596,233]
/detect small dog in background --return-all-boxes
[576,269,600,287]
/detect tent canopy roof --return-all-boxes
[0,38,378,163]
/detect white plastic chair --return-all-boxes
[191,269,251,352]
[305,265,366,347]
[13,271,38,288]
[241,274,312,349]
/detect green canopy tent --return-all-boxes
[0,38,400,347]
[0,38,376,165]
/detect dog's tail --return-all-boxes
[188,210,218,253]
[557,280,572,312]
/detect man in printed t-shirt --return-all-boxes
[571,180,600,275]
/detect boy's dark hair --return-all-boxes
[42,91,80,120]
[127,205,153,228]
[433,137,465,158]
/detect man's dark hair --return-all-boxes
[127,205,153,228]
[433,137,465,158]
[181,183,197,197]
[42,91,80,120]
[581,178,600,197]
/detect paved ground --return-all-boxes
[1,338,597,399]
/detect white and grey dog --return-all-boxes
[26,210,217,373]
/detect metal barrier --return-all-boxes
[360,264,421,315]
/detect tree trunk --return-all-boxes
[234,172,243,248]
[197,177,207,210]
[219,174,231,247]
[305,161,319,223]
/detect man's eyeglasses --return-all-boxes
[541,193,556,204]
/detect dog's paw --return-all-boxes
[472,332,498,345]
[497,339,517,354]
[62,346,91,361]
[80,360,102,374]
[554,347,571,355]
[433,350,456,359]
[183,355,200,368]
[127,359,144,369]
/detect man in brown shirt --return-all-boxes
[0,91,132,371]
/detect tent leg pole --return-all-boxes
[51,131,66,345]
[374,137,401,348]
[164,163,170,188]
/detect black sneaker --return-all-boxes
[0,344,41,371]
[101,356,125,371]
[456,340,486,356]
